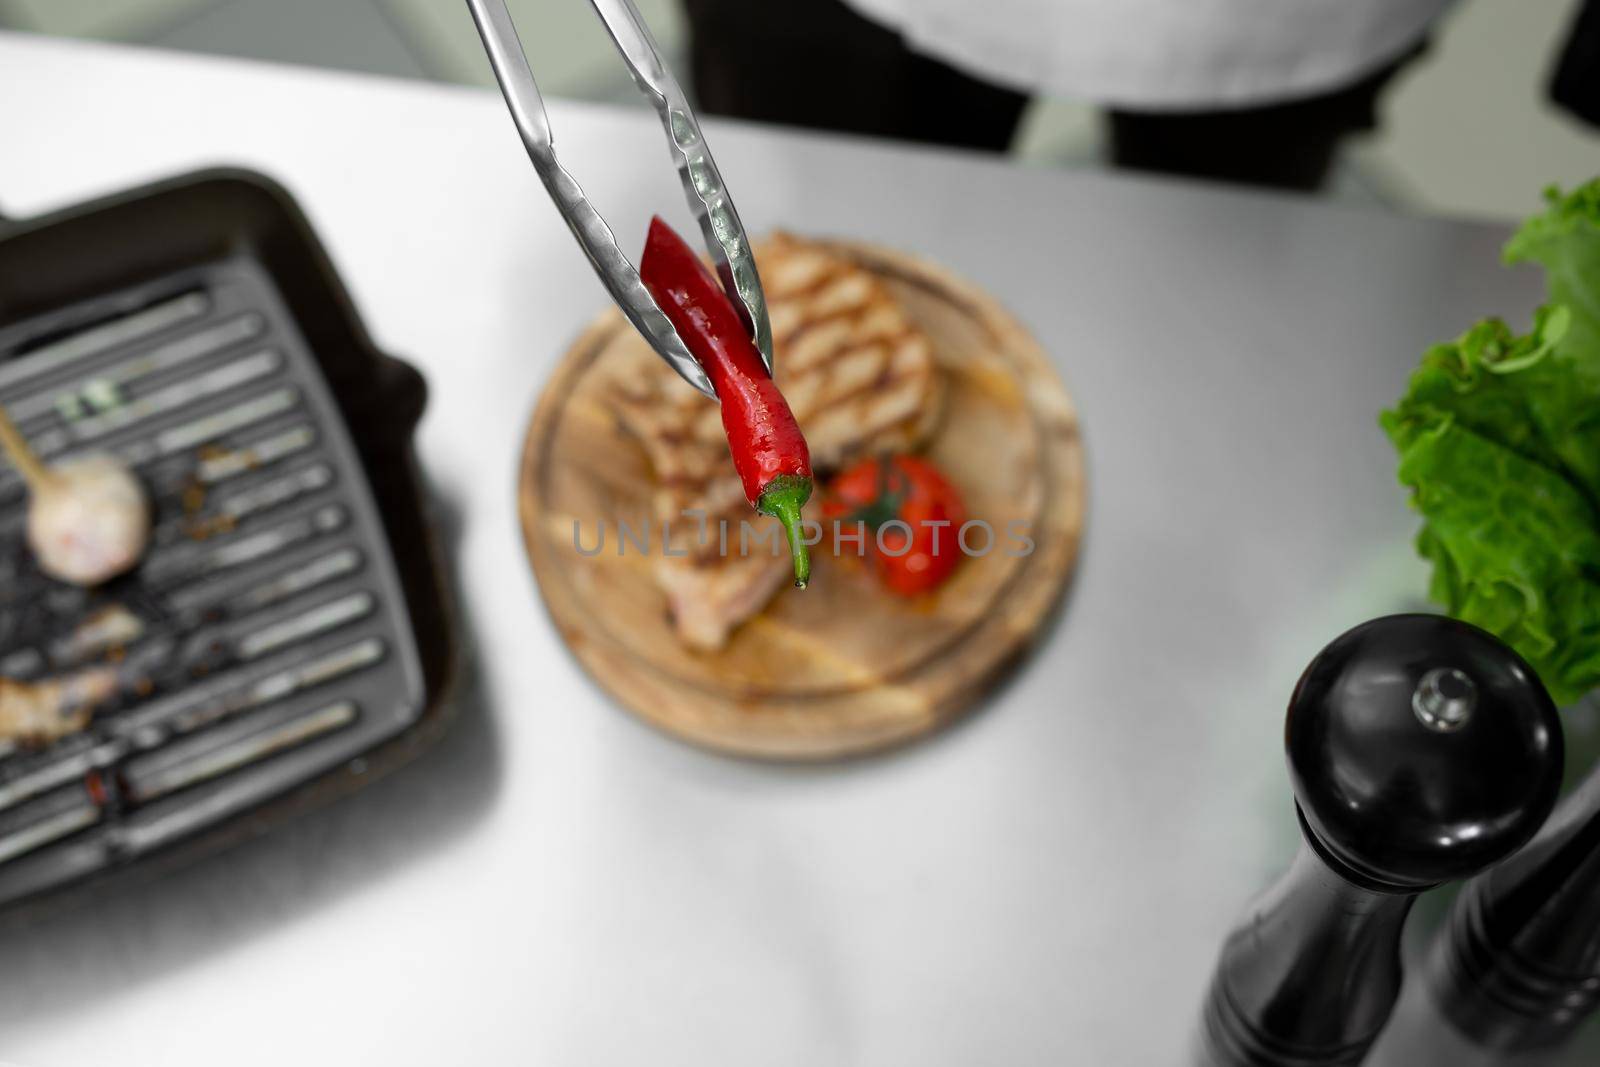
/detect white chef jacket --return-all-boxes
[842,0,1455,109]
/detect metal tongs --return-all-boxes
[467,0,773,398]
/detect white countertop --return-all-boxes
[0,30,1591,1067]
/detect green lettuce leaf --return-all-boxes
[1506,180,1600,358]
[1382,179,1600,705]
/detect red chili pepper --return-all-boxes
[823,455,966,597]
[639,215,814,586]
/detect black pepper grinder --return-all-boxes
[1199,614,1565,1067]
[1427,753,1600,1053]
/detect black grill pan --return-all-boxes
[0,168,456,910]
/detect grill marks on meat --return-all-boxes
[606,234,944,649]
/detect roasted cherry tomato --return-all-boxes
[824,455,966,596]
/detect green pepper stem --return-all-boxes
[758,474,813,588]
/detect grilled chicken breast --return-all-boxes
[607,233,943,649]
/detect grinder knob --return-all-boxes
[1287,614,1563,891]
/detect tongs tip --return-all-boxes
[470,0,772,397]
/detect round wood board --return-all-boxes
[518,240,1085,761]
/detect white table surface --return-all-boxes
[0,30,1594,1067]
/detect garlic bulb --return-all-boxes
[0,406,151,586]
[27,454,151,585]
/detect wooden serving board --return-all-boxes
[518,240,1084,760]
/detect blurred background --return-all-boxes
[0,0,1593,220]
